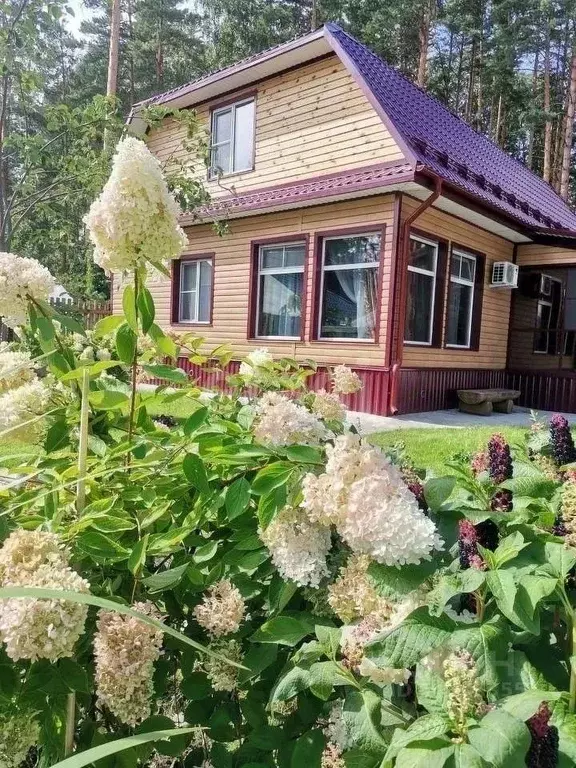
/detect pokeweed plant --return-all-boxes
[2,139,576,768]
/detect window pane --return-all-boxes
[211,143,230,174]
[324,235,381,266]
[198,261,213,322]
[180,291,195,322]
[450,253,462,277]
[460,256,475,282]
[213,109,232,143]
[446,281,473,346]
[284,245,306,267]
[261,247,284,269]
[233,101,255,171]
[405,270,434,343]
[181,262,197,292]
[409,239,436,272]
[258,272,303,337]
[320,267,377,339]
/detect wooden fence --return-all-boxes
[0,298,111,341]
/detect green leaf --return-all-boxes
[143,563,190,592]
[183,453,210,494]
[45,419,69,452]
[60,360,119,381]
[291,730,325,767]
[395,740,455,768]
[448,618,509,692]
[123,285,138,332]
[468,710,530,768]
[252,462,294,496]
[368,559,440,599]
[180,672,212,701]
[424,477,456,511]
[285,445,324,464]
[128,535,149,576]
[342,689,388,756]
[77,531,130,561]
[270,665,311,702]
[545,542,576,579]
[448,743,488,767]
[237,644,278,685]
[59,658,90,693]
[416,663,449,714]
[183,406,209,435]
[501,690,564,720]
[428,570,485,616]
[0,588,240,664]
[490,532,528,568]
[386,714,452,761]
[48,728,198,768]
[257,485,286,529]
[365,607,456,668]
[138,287,156,333]
[89,390,129,410]
[116,322,137,364]
[225,477,251,519]
[148,323,178,359]
[251,615,314,646]
[93,314,125,338]
[147,527,192,556]
[142,364,189,384]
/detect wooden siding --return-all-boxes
[517,244,576,267]
[146,55,404,198]
[114,194,397,367]
[397,368,507,414]
[399,196,515,369]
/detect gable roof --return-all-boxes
[130,23,576,237]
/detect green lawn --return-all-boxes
[370,426,528,474]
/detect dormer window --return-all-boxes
[209,97,255,178]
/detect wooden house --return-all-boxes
[120,23,576,415]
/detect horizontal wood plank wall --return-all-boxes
[116,194,397,367]
[517,244,576,267]
[400,196,515,369]
[146,55,404,198]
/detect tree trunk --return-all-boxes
[560,48,576,200]
[417,0,432,89]
[127,0,135,104]
[106,0,122,98]
[527,48,539,169]
[543,25,552,183]
[495,93,504,145]
[454,35,465,113]
[466,37,477,122]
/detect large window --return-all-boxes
[256,242,306,338]
[209,98,255,178]
[534,276,563,354]
[446,249,477,348]
[318,233,381,341]
[405,235,439,345]
[177,258,213,323]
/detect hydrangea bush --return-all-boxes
[3,139,576,768]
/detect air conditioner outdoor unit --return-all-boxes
[491,261,519,288]
[540,274,552,296]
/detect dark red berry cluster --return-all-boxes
[550,414,576,466]
[526,703,559,768]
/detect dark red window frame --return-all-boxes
[170,252,215,326]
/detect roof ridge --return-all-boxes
[327,23,575,215]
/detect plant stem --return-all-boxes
[76,367,90,514]
[126,270,140,467]
[570,612,576,714]
[65,691,75,756]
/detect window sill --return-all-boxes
[172,322,212,328]
[253,336,302,342]
[315,337,378,344]
[445,344,473,350]
[404,340,433,347]
[207,167,255,182]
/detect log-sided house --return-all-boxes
[120,23,576,415]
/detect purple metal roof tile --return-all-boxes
[189,161,414,220]
[326,23,576,233]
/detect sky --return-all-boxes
[64,0,92,35]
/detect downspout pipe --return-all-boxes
[389,176,443,414]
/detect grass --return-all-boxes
[370,426,528,474]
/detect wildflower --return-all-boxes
[253,391,328,447]
[193,580,245,638]
[490,488,513,513]
[269,698,298,725]
[79,346,94,361]
[0,349,35,393]
[488,434,513,484]
[84,137,187,273]
[312,390,346,422]
[239,347,273,377]
[0,378,53,440]
[532,454,561,481]
[327,554,392,623]
[526,703,559,768]
[197,639,243,692]
[401,466,427,510]
[458,520,479,569]
[550,414,576,466]
[444,650,483,734]
[0,711,41,768]
[0,253,55,328]
[321,743,346,768]
[94,602,163,725]
[471,450,489,476]
[259,505,331,588]
[340,608,410,685]
[96,348,112,361]
[331,364,362,395]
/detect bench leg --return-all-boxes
[493,399,513,414]
[459,400,493,416]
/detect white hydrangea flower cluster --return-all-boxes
[84,137,187,273]
[239,347,273,378]
[0,378,53,440]
[0,711,41,768]
[0,529,90,662]
[71,330,115,362]
[312,390,346,423]
[193,580,246,637]
[196,639,243,692]
[327,554,392,623]
[94,601,163,726]
[0,252,55,328]
[331,365,362,395]
[0,347,35,393]
[302,434,443,566]
[259,505,331,587]
[253,391,329,447]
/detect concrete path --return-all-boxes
[346,407,576,436]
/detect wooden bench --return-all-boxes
[457,388,521,416]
